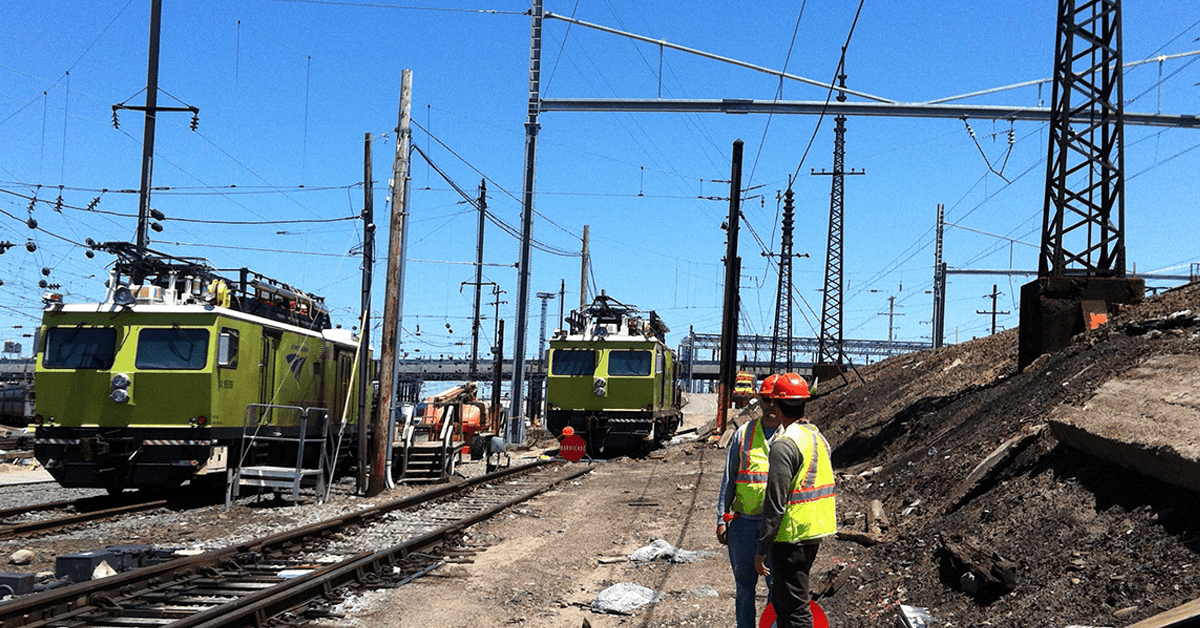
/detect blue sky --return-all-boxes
[1,0,1198,362]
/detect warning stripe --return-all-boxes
[142,440,216,446]
[35,439,81,445]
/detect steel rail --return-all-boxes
[0,499,170,536]
[0,459,579,628]
[173,462,595,628]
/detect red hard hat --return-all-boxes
[772,373,810,400]
[758,374,780,397]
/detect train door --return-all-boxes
[331,348,355,424]
[656,347,666,410]
[258,330,281,425]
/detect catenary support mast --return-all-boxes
[510,0,544,445]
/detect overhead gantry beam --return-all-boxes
[538,98,1200,129]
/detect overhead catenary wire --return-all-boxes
[409,142,579,258]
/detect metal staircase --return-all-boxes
[226,405,329,507]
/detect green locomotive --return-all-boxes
[33,243,367,492]
[545,293,682,455]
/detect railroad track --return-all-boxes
[0,459,592,628]
[0,496,172,537]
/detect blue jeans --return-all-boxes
[727,515,772,628]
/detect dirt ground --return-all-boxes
[337,282,1200,628]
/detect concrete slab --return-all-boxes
[1048,354,1200,495]
[0,465,53,485]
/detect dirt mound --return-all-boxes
[808,281,1200,626]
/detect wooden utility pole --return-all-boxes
[369,69,413,497]
[579,225,589,309]
[470,180,487,381]
[357,133,374,495]
[977,284,1010,336]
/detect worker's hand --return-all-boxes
[755,554,770,577]
[716,524,727,545]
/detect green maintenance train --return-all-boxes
[545,292,682,456]
[32,243,367,492]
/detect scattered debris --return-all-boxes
[591,582,662,614]
[628,539,715,563]
[943,424,1047,513]
[686,584,719,598]
[938,532,1018,593]
[896,604,937,627]
[8,550,34,566]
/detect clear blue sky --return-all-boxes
[1,0,1198,362]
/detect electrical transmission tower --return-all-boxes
[1018,0,1144,369]
[765,185,807,371]
[813,72,864,379]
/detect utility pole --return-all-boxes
[812,70,865,380]
[111,0,198,252]
[717,139,744,434]
[492,317,505,428]
[533,291,556,426]
[357,133,374,496]
[932,203,946,348]
[470,179,487,381]
[579,225,590,308]
[873,286,904,355]
[510,0,545,446]
[977,284,1010,335]
[370,69,412,497]
[557,278,566,335]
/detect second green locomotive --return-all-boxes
[545,292,682,455]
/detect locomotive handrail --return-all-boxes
[227,404,331,508]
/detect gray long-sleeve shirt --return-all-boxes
[756,432,803,556]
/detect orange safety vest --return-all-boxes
[730,418,771,515]
[776,422,837,542]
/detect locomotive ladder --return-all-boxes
[226,404,330,508]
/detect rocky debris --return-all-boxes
[8,549,33,565]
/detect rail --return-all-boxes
[0,460,591,628]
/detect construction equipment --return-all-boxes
[732,371,756,408]
[396,382,505,482]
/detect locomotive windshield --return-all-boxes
[608,350,651,376]
[551,349,596,376]
[136,328,210,370]
[43,327,117,369]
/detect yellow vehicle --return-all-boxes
[732,371,755,408]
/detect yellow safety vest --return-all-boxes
[730,418,771,515]
[776,422,837,542]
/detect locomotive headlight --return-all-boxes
[111,372,131,389]
[593,377,607,397]
[110,388,130,404]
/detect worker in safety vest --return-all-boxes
[753,372,836,628]
[716,373,782,628]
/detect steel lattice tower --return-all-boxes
[769,187,797,371]
[1040,0,1126,277]
[1019,0,1141,370]
[814,73,862,368]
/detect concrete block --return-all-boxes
[0,572,35,596]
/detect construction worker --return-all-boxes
[716,373,781,628]
[753,372,836,628]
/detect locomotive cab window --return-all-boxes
[136,328,209,370]
[43,327,117,369]
[218,328,239,369]
[608,350,651,376]
[550,349,596,376]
